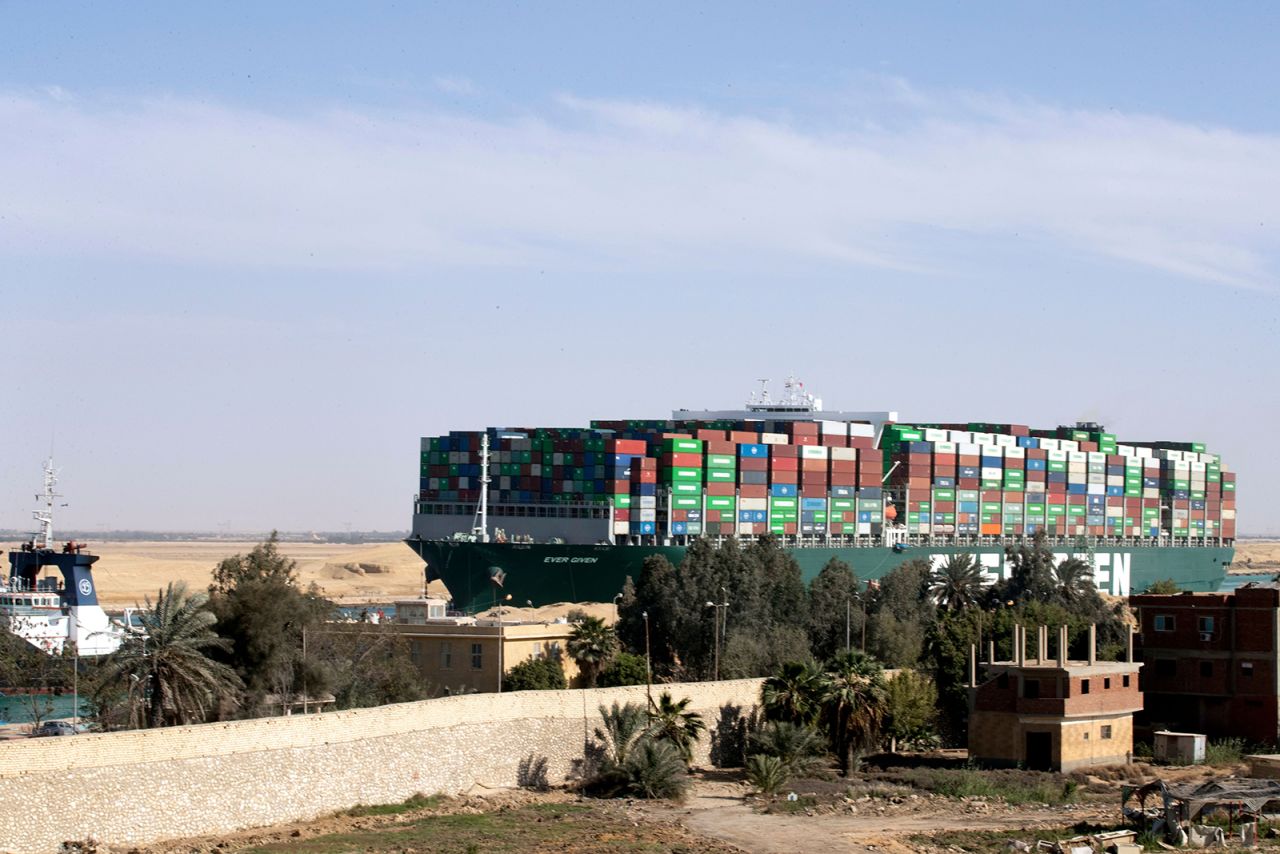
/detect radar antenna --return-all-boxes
[32,457,61,549]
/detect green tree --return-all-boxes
[100,581,242,728]
[1053,557,1098,607]
[207,533,333,713]
[865,559,934,668]
[821,650,888,775]
[807,558,862,661]
[995,530,1058,604]
[760,660,824,726]
[930,553,985,612]
[595,701,650,765]
[311,625,428,708]
[597,651,648,688]
[1144,578,1182,594]
[747,720,828,778]
[503,655,567,692]
[883,669,939,751]
[567,616,619,688]
[647,691,706,763]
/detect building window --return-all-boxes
[1156,659,1176,677]
[1101,725,1113,740]
[1123,675,1130,687]
[1104,678,1111,690]
[440,641,453,670]
[1083,731,1090,740]
[471,642,483,670]
[1200,661,1213,678]
[1243,662,1255,677]
[1081,679,1091,695]
[1024,679,1040,699]
[1198,616,1215,634]
[533,641,544,659]
[1154,615,1175,632]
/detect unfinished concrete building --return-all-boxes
[968,624,1143,771]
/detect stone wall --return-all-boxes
[0,679,762,854]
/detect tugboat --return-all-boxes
[1,460,124,656]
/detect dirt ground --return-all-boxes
[1233,540,1280,573]
[106,760,1245,854]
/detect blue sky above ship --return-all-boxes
[0,2,1276,532]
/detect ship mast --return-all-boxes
[33,458,60,549]
[473,433,491,543]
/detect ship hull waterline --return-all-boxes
[406,539,1234,614]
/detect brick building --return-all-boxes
[1130,584,1280,744]
[969,624,1142,771]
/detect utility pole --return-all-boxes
[642,610,652,711]
[706,590,729,681]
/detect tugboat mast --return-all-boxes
[33,457,60,549]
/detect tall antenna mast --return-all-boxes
[473,433,491,544]
[33,457,60,549]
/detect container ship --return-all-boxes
[407,379,1236,613]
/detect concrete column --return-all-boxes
[1015,624,1025,666]
[1126,624,1134,664]
[1039,625,1048,663]
[1058,625,1068,667]
[987,639,996,665]
[969,644,977,688]
[1088,623,1097,666]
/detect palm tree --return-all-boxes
[100,581,242,728]
[929,553,985,611]
[647,691,706,763]
[567,616,619,688]
[1053,557,1097,606]
[596,701,649,765]
[761,660,824,726]
[820,650,888,775]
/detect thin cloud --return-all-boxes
[0,84,1276,289]
[432,75,478,96]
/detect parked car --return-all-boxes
[31,720,78,738]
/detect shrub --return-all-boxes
[624,738,691,799]
[597,652,649,687]
[745,753,788,795]
[1205,738,1247,766]
[747,720,828,778]
[503,656,567,691]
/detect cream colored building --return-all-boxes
[388,598,581,694]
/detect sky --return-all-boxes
[1,2,1278,534]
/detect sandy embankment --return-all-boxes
[1231,540,1280,574]
[41,540,616,624]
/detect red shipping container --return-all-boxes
[770,457,799,471]
[705,510,721,522]
[771,471,799,483]
[981,490,1002,501]
[706,482,735,496]
[830,459,857,473]
[613,508,629,521]
[661,452,702,468]
[631,470,657,483]
[956,478,979,489]
[1026,448,1047,460]
[783,523,798,534]
[801,485,827,498]
[849,437,875,450]
[740,457,768,471]
[802,458,826,472]
[830,473,857,486]
[821,435,850,448]
[728,431,757,444]
[672,510,687,522]
[707,440,735,454]
[787,421,819,435]
[771,444,799,458]
[793,435,818,446]
[740,485,767,498]
[751,522,767,535]
[606,439,647,454]
[695,429,727,442]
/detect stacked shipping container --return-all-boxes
[418,420,1234,543]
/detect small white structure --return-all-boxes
[1154,730,1207,764]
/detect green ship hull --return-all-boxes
[406,539,1234,613]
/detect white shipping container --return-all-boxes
[1040,438,1060,451]
[801,445,829,460]
[924,428,948,442]
[958,442,981,455]
[1107,476,1125,487]
[1025,481,1046,493]
[1202,453,1219,464]
[613,522,629,535]
[740,497,768,510]
[849,422,876,438]
[949,430,975,444]
[1087,472,1105,484]
[638,495,657,508]
[761,433,787,444]
[820,420,849,437]
[1059,440,1079,452]
[934,441,957,453]
[857,522,872,535]
[973,432,994,445]
[1005,446,1025,459]
[1107,506,1123,517]
[636,510,657,521]
[1088,451,1107,464]
[1143,488,1160,499]
[737,523,755,535]
[1087,483,1105,495]
[830,447,857,461]
[1224,509,1237,519]
[1191,461,1206,473]
[1144,458,1160,471]
[981,444,1003,458]
[1118,445,1134,457]
[1068,451,1087,464]
[1047,450,1067,462]
[981,467,1002,479]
